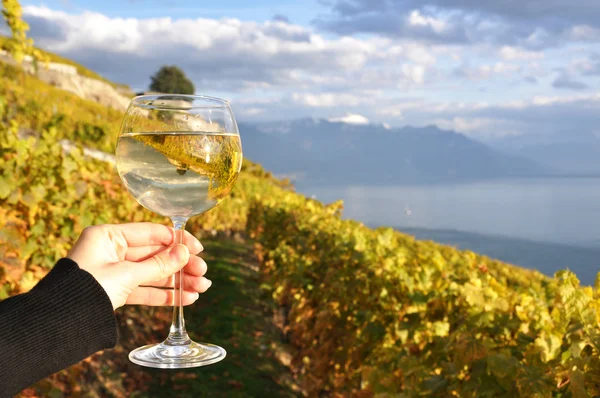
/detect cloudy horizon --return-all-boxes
[3,0,600,143]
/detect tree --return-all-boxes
[149,66,195,95]
[1,0,48,64]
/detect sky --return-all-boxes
[4,0,600,142]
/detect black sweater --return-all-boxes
[0,258,118,397]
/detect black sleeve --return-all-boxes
[0,258,118,397]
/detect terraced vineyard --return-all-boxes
[2,43,600,397]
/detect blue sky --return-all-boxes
[24,0,324,25]
[7,0,600,142]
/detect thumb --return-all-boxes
[128,244,190,286]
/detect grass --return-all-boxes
[132,237,299,398]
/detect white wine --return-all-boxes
[116,131,243,218]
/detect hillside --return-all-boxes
[240,119,550,185]
[0,35,130,90]
[0,35,132,110]
[2,54,600,397]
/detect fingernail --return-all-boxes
[193,292,200,301]
[206,279,213,289]
[169,244,189,265]
[195,240,204,253]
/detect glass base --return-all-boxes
[129,340,227,369]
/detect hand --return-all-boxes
[67,223,212,310]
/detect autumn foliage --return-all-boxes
[1,12,600,395]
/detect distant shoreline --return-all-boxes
[294,173,600,189]
[396,226,600,250]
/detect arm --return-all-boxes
[0,258,117,396]
[0,223,212,396]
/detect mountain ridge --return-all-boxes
[238,118,551,185]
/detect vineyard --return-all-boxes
[1,39,600,397]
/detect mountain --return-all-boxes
[491,132,600,175]
[238,118,550,185]
[511,143,600,174]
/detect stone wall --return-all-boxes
[0,50,131,111]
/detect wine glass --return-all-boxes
[115,94,243,368]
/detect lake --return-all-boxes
[296,178,600,285]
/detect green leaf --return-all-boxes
[30,220,46,237]
[0,176,14,199]
[455,335,488,365]
[556,270,591,317]
[0,284,10,300]
[432,321,450,337]
[516,365,554,398]
[571,341,587,359]
[47,387,64,398]
[30,184,47,202]
[535,332,562,363]
[487,353,519,380]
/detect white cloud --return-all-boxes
[499,46,544,61]
[328,113,370,125]
[22,5,450,94]
[10,3,600,145]
[567,25,600,41]
[316,0,600,49]
[353,92,600,141]
[455,61,522,80]
[528,93,600,106]
[239,107,266,116]
[402,64,426,84]
[434,117,522,139]
[21,6,381,90]
[407,10,448,33]
[377,107,403,118]
[291,93,363,107]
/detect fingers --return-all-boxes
[140,255,210,291]
[126,244,190,286]
[182,255,208,277]
[144,255,207,284]
[126,287,201,306]
[145,274,212,293]
[103,223,203,252]
[125,244,203,262]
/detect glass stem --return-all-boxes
[166,217,191,346]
